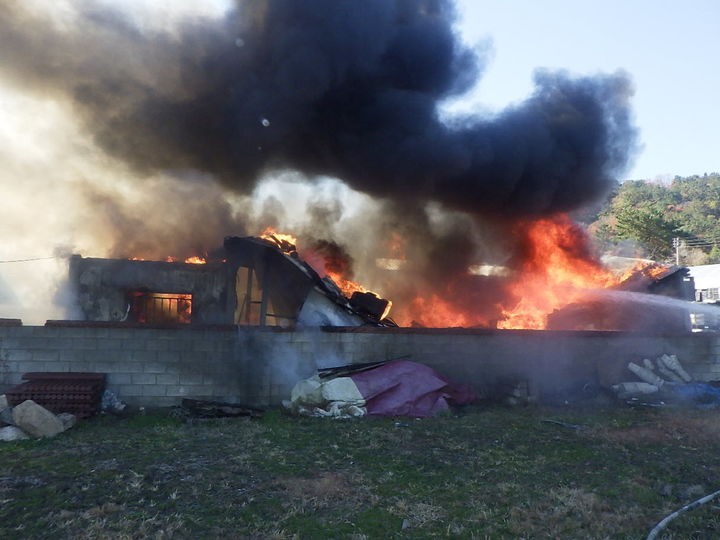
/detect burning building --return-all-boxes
[68,225,696,334]
[3,3,701,334]
[3,1,720,413]
[70,235,394,328]
[0,1,639,324]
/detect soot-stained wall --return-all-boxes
[70,256,235,324]
[1,322,719,408]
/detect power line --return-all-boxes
[0,256,59,264]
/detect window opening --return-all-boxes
[129,292,192,324]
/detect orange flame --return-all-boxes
[405,295,489,328]
[128,255,209,264]
[497,216,619,329]
[326,271,369,297]
[260,226,297,249]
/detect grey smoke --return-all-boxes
[0,0,637,219]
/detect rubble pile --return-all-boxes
[285,360,476,418]
[613,355,720,407]
[285,375,367,419]
[0,396,77,441]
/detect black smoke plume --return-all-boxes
[0,0,636,218]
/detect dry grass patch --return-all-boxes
[509,486,643,538]
[390,499,447,528]
[590,409,720,445]
[279,471,355,503]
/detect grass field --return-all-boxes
[1,405,719,539]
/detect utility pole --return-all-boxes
[672,237,680,265]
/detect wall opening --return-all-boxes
[129,292,192,324]
[234,266,297,327]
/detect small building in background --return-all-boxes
[688,264,720,332]
[688,264,720,303]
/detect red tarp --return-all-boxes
[349,360,476,417]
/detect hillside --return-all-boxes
[584,173,720,264]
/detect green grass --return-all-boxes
[2,405,720,539]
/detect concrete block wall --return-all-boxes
[246,328,720,405]
[0,322,719,408]
[0,324,242,407]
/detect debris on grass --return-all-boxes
[612,354,720,407]
[286,360,476,418]
[179,398,263,420]
[541,418,587,431]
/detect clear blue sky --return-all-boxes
[453,0,720,181]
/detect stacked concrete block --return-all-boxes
[1,325,720,408]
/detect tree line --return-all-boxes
[581,173,720,265]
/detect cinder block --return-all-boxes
[73,353,104,365]
[120,339,144,351]
[130,350,157,363]
[93,350,124,363]
[292,332,314,344]
[0,338,23,348]
[112,329,137,339]
[96,339,124,350]
[118,385,143,397]
[149,396,180,407]
[43,362,70,372]
[143,362,167,374]
[179,373,203,385]
[1,360,19,373]
[6,350,32,362]
[66,360,93,372]
[156,373,179,385]
[180,350,207,363]
[268,332,292,343]
[141,385,167,397]
[166,385,191,397]
[146,340,168,351]
[132,373,157,385]
[299,342,316,353]
[192,340,215,352]
[107,373,133,385]
[61,327,89,338]
[59,350,82,362]
[157,351,181,363]
[17,361,44,373]
[51,338,76,350]
[73,338,97,350]
[210,386,238,397]
[191,385,217,397]
[166,340,189,351]
[107,362,142,374]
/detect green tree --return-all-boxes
[589,174,720,263]
[613,206,679,260]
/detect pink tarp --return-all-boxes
[349,360,477,417]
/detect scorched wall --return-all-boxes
[0,321,719,408]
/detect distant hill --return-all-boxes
[581,173,720,264]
